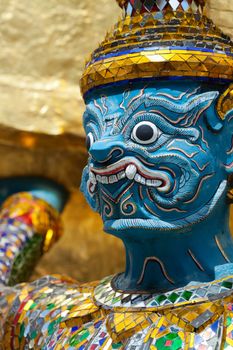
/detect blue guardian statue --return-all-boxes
[1,0,233,348]
[81,0,233,292]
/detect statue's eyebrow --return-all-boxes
[83,105,104,136]
[127,92,219,115]
[114,91,219,131]
[85,105,101,118]
[84,105,103,124]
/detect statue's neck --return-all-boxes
[113,202,233,293]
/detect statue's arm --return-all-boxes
[0,177,68,287]
[0,191,63,287]
[0,178,69,346]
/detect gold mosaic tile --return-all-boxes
[81,1,233,96]
[81,50,233,95]
[163,300,223,333]
[106,311,159,342]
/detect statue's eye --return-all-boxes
[86,132,95,151]
[132,121,160,145]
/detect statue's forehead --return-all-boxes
[84,83,221,130]
[87,84,191,121]
[89,85,188,110]
[86,85,193,123]
[85,82,202,116]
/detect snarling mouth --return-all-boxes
[104,181,227,232]
[89,157,172,194]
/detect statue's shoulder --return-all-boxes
[93,275,233,349]
[2,274,233,349]
[1,274,102,349]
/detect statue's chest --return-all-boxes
[4,275,233,349]
[92,275,233,349]
[105,301,228,349]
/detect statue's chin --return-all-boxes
[104,181,227,234]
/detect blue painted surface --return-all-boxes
[81,80,233,293]
[0,177,69,212]
[215,264,233,280]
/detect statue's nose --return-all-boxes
[89,137,124,163]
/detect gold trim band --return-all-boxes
[81,50,233,95]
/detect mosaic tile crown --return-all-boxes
[116,0,206,16]
[80,0,233,96]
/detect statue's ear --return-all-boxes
[217,85,233,174]
[216,84,233,121]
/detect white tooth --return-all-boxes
[118,171,126,180]
[141,177,146,185]
[146,179,152,186]
[89,171,96,184]
[96,175,101,182]
[109,175,118,183]
[135,174,142,183]
[100,176,105,184]
[90,183,96,192]
[126,165,137,180]
[102,176,108,184]
[151,180,163,187]
[113,175,118,183]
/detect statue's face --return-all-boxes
[81,82,232,235]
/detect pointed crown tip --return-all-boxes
[116,0,126,8]
[116,0,206,14]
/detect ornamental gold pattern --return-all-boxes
[0,193,63,253]
[2,274,233,348]
[81,2,233,96]
[0,193,63,286]
[217,84,233,119]
[116,0,127,8]
[116,0,206,14]
[81,50,233,96]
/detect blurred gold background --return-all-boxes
[0,0,232,282]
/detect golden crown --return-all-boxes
[81,0,233,97]
[116,0,206,13]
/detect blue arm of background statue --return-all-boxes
[0,176,69,212]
